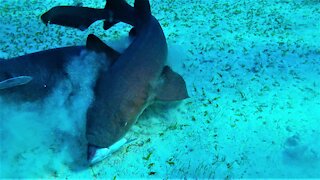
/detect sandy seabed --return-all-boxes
[1,0,320,178]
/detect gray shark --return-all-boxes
[42,0,189,164]
[1,0,189,165]
[85,0,189,164]
[1,2,126,98]
[0,35,117,102]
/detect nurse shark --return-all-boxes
[0,35,114,101]
[1,0,189,165]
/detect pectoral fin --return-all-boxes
[156,66,189,101]
[0,76,33,90]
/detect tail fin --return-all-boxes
[134,0,151,19]
[103,0,152,29]
[41,6,109,30]
[103,0,135,30]
[41,0,136,30]
[40,0,151,30]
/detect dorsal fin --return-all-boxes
[86,34,120,64]
[134,0,151,18]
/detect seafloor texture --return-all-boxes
[1,0,320,178]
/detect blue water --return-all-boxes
[1,0,320,178]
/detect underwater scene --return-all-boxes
[0,0,319,178]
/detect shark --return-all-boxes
[84,0,190,164]
[1,0,189,165]
[0,35,116,102]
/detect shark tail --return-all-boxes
[40,0,137,30]
[134,0,151,19]
[41,6,110,30]
[103,0,136,29]
[104,0,152,29]
[40,0,152,30]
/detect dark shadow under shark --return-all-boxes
[1,0,189,165]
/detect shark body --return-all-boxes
[42,0,189,163]
[1,0,189,165]
[87,1,170,148]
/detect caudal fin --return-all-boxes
[41,0,137,30]
[134,0,151,19]
[40,0,154,31]
[41,6,109,30]
[103,0,136,29]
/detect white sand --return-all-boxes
[1,0,320,178]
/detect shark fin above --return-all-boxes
[156,66,189,101]
[86,34,120,64]
[134,0,151,18]
[0,76,33,90]
[41,6,108,30]
[103,0,136,28]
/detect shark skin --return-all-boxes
[41,2,136,31]
[41,6,110,30]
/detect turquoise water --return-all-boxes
[1,0,320,178]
